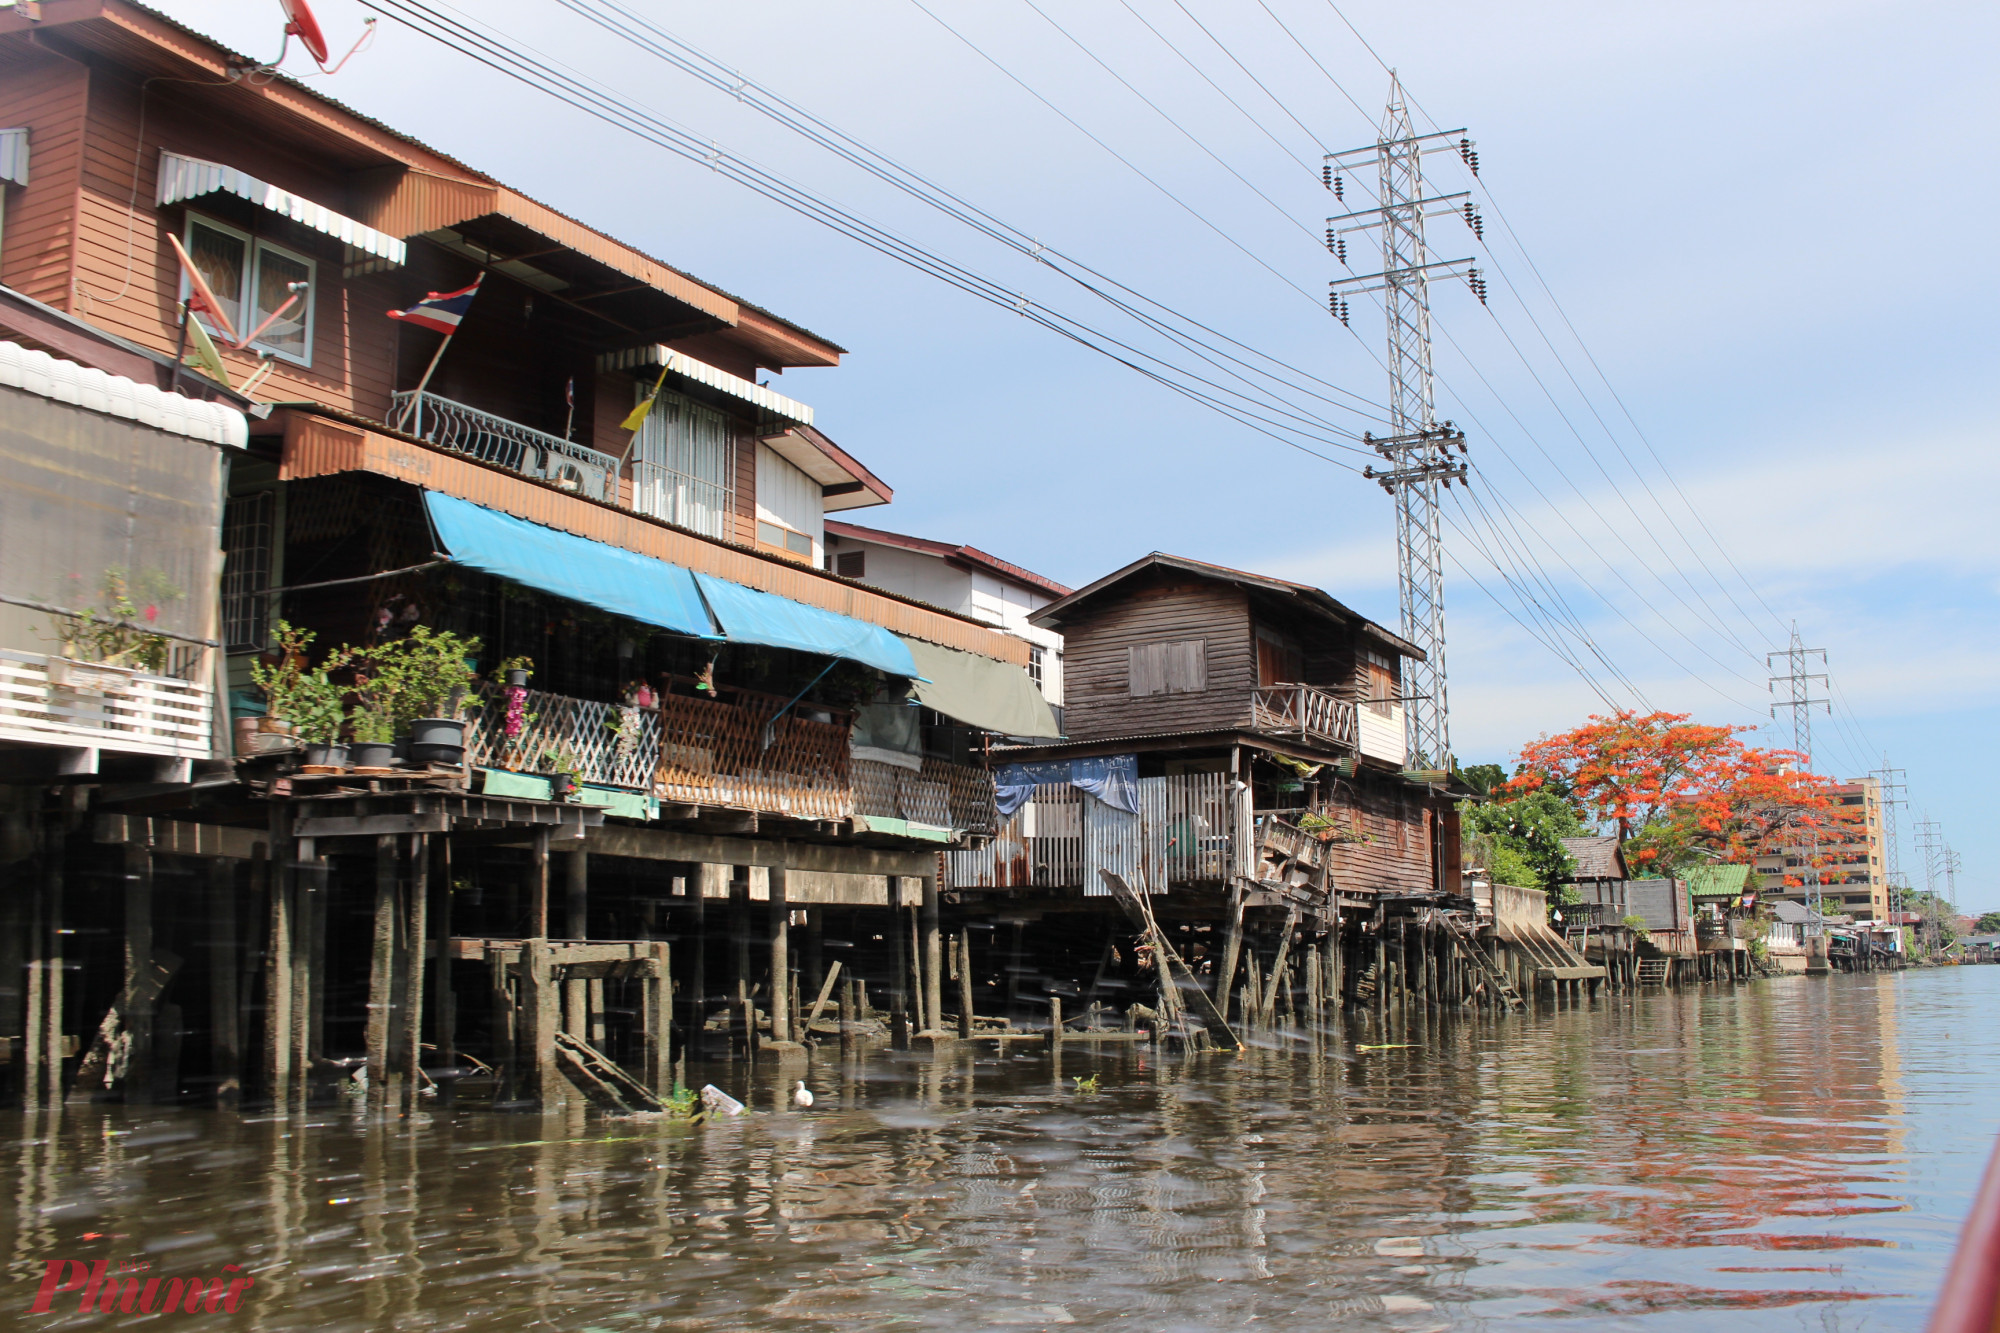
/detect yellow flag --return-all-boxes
[181,304,231,389]
[620,362,673,432]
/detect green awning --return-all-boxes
[900,637,1060,738]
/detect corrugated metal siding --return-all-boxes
[0,126,26,185]
[156,151,406,263]
[278,413,1030,664]
[1083,779,1168,897]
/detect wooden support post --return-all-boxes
[645,941,672,1096]
[958,928,975,1039]
[489,950,515,1103]
[400,833,428,1116]
[920,876,942,1037]
[563,846,589,1042]
[432,837,456,1106]
[891,894,911,1051]
[730,865,752,1026]
[805,907,824,1009]
[291,838,317,1103]
[1305,945,1323,1032]
[522,938,559,1108]
[529,827,550,939]
[1215,885,1245,1007]
[208,859,240,1108]
[263,806,293,1109]
[121,841,156,1102]
[366,835,398,1111]
[804,959,843,1034]
[1048,994,1062,1047]
[1374,926,1388,1025]
[687,866,709,1057]
[839,976,856,1059]
[768,856,790,1044]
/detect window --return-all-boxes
[1128,640,1206,697]
[1255,628,1300,687]
[757,521,812,556]
[182,215,316,366]
[631,390,734,540]
[1027,644,1044,690]
[220,490,274,651]
[1363,650,1397,717]
[836,549,866,579]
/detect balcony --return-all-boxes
[391,391,623,503]
[0,648,215,761]
[1252,683,1358,748]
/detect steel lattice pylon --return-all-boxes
[1328,76,1480,769]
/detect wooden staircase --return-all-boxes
[1634,958,1670,986]
[1444,916,1526,1010]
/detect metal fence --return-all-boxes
[391,391,622,503]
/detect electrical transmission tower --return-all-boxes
[1868,758,1907,914]
[1913,816,1946,956]
[1766,623,1831,931]
[1326,73,1483,770]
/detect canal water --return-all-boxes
[6,967,1997,1330]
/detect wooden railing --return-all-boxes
[1251,684,1358,749]
[854,755,998,833]
[654,689,851,820]
[946,772,1237,891]
[0,648,215,761]
[464,683,660,790]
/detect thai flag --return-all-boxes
[387,275,483,336]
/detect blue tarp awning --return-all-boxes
[694,571,915,678]
[423,493,918,677]
[425,492,716,640]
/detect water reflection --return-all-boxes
[5,969,1995,1330]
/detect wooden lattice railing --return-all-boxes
[654,689,852,820]
[464,683,661,790]
[854,756,998,834]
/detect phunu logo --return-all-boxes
[29,1261,256,1315]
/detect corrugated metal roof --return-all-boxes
[1684,864,1752,897]
[825,520,1072,598]
[0,338,246,446]
[157,151,406,264]
[596,345,812,425]
[0,126,25,186]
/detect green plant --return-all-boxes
[497,654,534,679]
[1072,1074,1099,1095]
[50,568,178,673]
[1620,913,1652,944]
[349,706,396,745]
[344,626,482,728]
[539,741,583,780]
[1748,937,1770,965]
[251,621,346,744]
[663,1084,698,1118]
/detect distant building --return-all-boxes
[1755,778,1888,921]
[823,520,1069,727]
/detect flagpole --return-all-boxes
[397,332,453,433]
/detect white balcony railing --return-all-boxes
[1252,684,1358,748]
[0,648,214,760]
[391,390,623,503]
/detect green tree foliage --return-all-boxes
[1975,910,2000,935]
[1462,790,1584,897]
[1457,763,1508,797]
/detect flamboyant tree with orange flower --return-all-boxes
[1503,710,1837,877]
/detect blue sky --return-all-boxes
[165,0,1998,912]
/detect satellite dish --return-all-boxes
[278,0,330,68]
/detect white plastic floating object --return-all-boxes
[792,1080,814,1109]
[699,1084,746,1117]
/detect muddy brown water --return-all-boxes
[5,968,1996,1330]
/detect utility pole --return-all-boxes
[1766,623,1830,932]
[1326,73,1482,771]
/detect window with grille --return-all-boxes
[221,489,274,651]
[836,549,865,579]
[630,389,735,540]
[1027,644,1044,690]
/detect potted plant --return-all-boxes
[542,742,583,799]
[251,621,347,761]
[343,626,482,766]
[499,655,534,689]
[347,706,397,769]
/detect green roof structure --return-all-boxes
[1684,864,1753,898]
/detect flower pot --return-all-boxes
[506,669,530,688]
[303,743,349,768]
[349,741,395,769]
[550,772,575,799]
[407,717,467,766]
[257,716,294,735]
